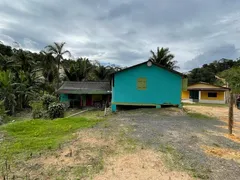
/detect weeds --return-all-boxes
[187,112,214,119]
[0,117,102,160]
[159,144,211,179]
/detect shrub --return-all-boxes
[48,103,65,119]
[30,101,44,119]
[41,94,57,110]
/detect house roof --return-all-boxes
[187,82,230,91]
[113,60,186,77]
[57,81,111,94]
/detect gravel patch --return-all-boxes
[107,108,240,180]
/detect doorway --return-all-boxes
[190,90,199,102]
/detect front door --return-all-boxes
[190,90,199,102]
[86,95,92,106]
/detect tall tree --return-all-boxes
[188,58,237,85]
[149,47,178,70]
[39,51,57,83]
[45,42,71,88]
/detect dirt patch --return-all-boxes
[224,134,240,143]
[202,145,240,163]
[94,149,192,180]
[184,105,240,137]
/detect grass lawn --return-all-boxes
[0,112,104,161]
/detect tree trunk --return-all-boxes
[228,92,234,134]
[12,105,15,116]
[57,59,60,89]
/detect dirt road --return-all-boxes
[100,108,240,180]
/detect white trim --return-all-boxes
[199,91,201,100]
[199,99,225,104]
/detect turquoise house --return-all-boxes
[111,60,186,112]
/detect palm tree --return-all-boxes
[0,54,16,71]
[40,51,57,83]
[14,49,36,72]
[15,70,43,109]
[45,42,71,88]
[149,47,179,70]
[63,58,92,81]
[94,65,111,81]
[0,70,16,115]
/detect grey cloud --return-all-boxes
[0,0,240,70]
[183,44,240,70]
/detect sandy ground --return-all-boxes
[184,105,240,136]
[94,150,192,180]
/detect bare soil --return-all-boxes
[184,105,240,137]
[4,107,240,180]
[94,150,192,180]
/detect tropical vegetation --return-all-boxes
[188,58,240,85]
[0,42,121,122]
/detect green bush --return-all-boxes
[48,103,65,119]
[30,101,44,119]
[0,100,9,124]
[41,94,57,110]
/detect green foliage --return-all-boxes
[219,67,240,93]
[0,116,102,160]
[94,65,112,80]
[45,42,71,88]
[0,42,123,119]
[188,58,239,85]
[149,47,178,70]
[63,58,93,81]
[41,94,57,110]
[0,100,9,124]
[0,43,13,56]
[48,103,65,119]
[29,101,45,119]
[0,70,16,115]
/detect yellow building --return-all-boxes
[182,82,230,104]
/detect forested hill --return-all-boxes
[0,42,120,115]
[187,58,240,85]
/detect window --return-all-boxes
[137,78,147,90]
[208,92,217,97]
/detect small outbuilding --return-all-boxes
[57,81,111,108]
[181,82,230,104]
[111,60,186,112]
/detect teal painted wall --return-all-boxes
[60,94,68,102]
[112,63,182,106]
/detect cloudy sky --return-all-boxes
[0,0,240,71]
